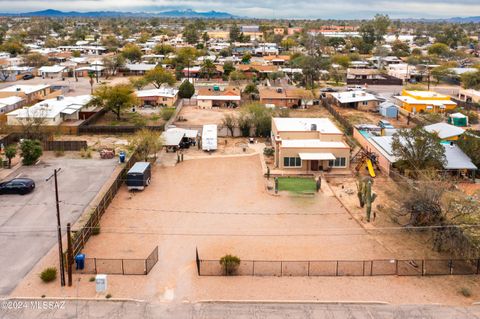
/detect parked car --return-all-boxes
[22,74,35,80]
[0,178,35,195]
[378,120,395,129]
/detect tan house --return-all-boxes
[259,87,314,108]
[272,117,350,172]
[0,84,52,104]
[458,88,480,104]
[136,88,179,107]
[330,90,378,111]
[196,86,241,109]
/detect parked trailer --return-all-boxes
[126,162,152,191]
[202,124,217,152]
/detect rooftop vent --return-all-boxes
[311,123,317,131]
[16,87,21,92]
[276,88,283,93]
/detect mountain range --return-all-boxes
[0,9,237,19]
[0,9,478,22]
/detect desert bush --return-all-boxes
[263,147,275,157]
[459,287,472,297]
[40,267,57,283]
[20,139,43,165]
[161,108,175,121]
[92,225,101,235]
[219,254,241,275]
[79,148,92,158]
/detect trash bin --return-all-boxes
[75,254,85,270]
[119,151,126,163]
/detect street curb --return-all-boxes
[1,296,147,303]
[195,300,390,305]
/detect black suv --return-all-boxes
[22,74,35,80]
[0,178,35,195]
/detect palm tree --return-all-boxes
[200,59,217,80]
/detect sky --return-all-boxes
[0,0,479,19]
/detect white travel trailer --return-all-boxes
[202,124,217,152]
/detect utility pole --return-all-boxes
[67,223,73,287]
[46,168,66,287]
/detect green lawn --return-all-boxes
[277,177,316,193]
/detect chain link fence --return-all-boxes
[198,258,480,277]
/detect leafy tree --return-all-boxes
[89,84,137,120]
[144,67,175,89]
[101,35,121,52]
[372,14,391,43]
[129,77,149,90]
[0,41,25,56]
[350,37,373,55]
[244,82,258,95]
[229,70,246,83]
[130,129,163,161]
[460,71,480,90]
[200,59,217,80]
[457,133,480,168]
[241,53,251,64]
[428,43,450,57]
[435,25,468,49]
[229,23,241,42]
[219,254,241,276]
[20,139,43,166]
[359,22,376,47]
[222,61,235,76]
[178,80,195,99]
[391,127,446,173]
[391,40,410,57]
[222,114,237,136]
[102,55,125,79]
[5,145,16,168]
[121,43,142,62]
[183,23,199,44]
[153,44,174,55]
[22,52,49,68]
[281,38,297,50]
[242,103,273,137]
[331,54,350,68]
[431,66,454,84]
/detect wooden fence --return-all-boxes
[70,151,139,257]
[43,140,87,151]
[321,99,354,135]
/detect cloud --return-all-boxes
[0,0,479,18]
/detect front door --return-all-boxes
[311,160,319,171]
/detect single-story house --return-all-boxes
[0,96,24,115]
[38,65,67,79]
[196,86,241,109]
[0,84,52,104]
[424,122,465,141]
[121,64,156,76]
[136,88,179,107]
[330,90,378,111]
[458,88,480,104]
[7,95,92,126]
[259,87,314,108]
[272,117,351,172]
[346,68,403,85]
[394,90,457,114]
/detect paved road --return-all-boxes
[1,300,480,319]
[0,157,117,295]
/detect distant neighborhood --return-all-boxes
[0,10,480,316]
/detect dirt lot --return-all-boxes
[334,106,415,129]
[175,106,238,126]
[12,155,480,305]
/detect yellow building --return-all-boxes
[395,90,456,113]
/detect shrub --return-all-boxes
[40,267,57,283]
[105,294,112,299]
[219,254,241,275]
[92,225,101,235]
[161,108,175,121]
[54,150,65,157]
[459,287,472,297]
[20,139,43,165]
[89,277,95,282]
[263,147,275,157]
[79,148,92,158]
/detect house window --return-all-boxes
[283,157,301,167]
[163,97,167,101]
[362,101,369,106]
[328,157,347,167]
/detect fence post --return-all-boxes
[307,261,310,276]
[362,261,365,276]
[336,261,339,276]
[280,261,283,277]
[449,259,453,275]
[195,247,200,276]
[422,260,425,276]
[94,258,97,274]
[145,259,148,275]
[252,261,255,276]
[395,260,398,275]
[477,259,480,275]
[121,259,125,275]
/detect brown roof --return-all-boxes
[347,68,381,76]
[236,64,279,73]
[263,55,291,62]
[259,87,313,100]
[197,86,241,97]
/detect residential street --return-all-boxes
[2,299,480,319]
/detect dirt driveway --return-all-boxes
[13,155,480,305]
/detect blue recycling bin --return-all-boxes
[119,151,126,163]
[75,254,85,270]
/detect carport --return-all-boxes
[299,152,336,171]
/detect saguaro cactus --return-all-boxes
[356,177,377,222]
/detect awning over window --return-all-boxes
[298,153,336,161]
